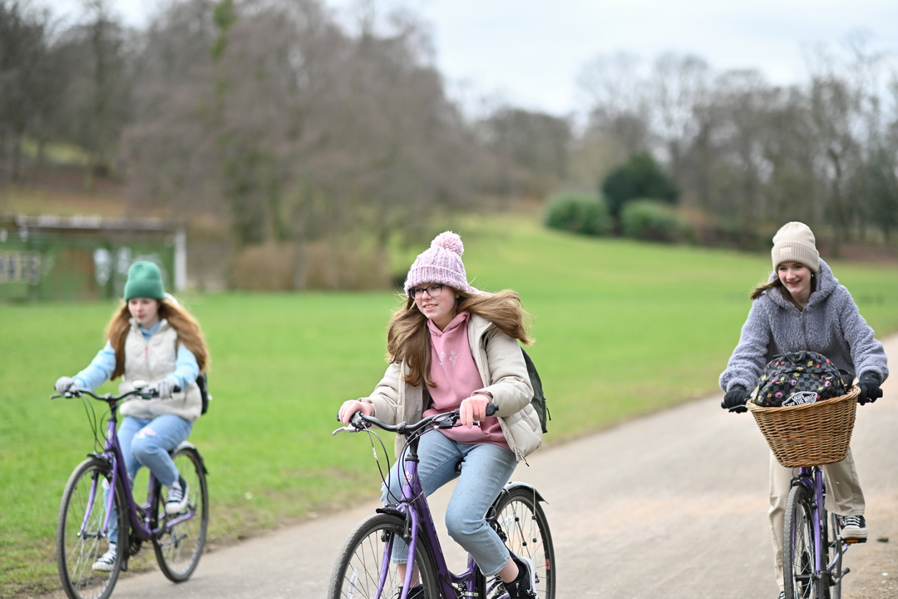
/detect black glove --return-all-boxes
[857,375,883,405]
[721,385,750,413]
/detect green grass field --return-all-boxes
[3,215,898,596]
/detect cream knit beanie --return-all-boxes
[771,222,820,273]
[404,231,469,295]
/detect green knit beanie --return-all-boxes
[124,261,165,301]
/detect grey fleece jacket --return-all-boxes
[719,259,889,393]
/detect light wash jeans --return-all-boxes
[381,431,517,577]
[107,414,193,544]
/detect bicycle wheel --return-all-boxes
[826,512,843,599]
[151,445,208,582]
[490,486,556,599]
[784,484,826,599]
[328,513,440,599]
[57,457,129,599]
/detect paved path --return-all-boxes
[38,338,898,598]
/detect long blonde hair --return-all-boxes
[386,288,533,388]
[104,297,210,380]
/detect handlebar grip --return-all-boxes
[486,402,498,417]
[350,411,370,429]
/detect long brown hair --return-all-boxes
[104,297,210,380]
[750,271,817,308]
[386,288,533,387]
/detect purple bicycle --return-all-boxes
[53,383,209,599]
[784,464,860,599]
[329,405,555,599]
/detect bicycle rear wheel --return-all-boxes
[328,513,439,599]
[784,483,826,599]
[56,457,129,599]
[151,445,209,582]
[489,486,555,599]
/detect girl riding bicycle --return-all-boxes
[54,261,210,571]
[338,231,542,599]
[718,222,888,599]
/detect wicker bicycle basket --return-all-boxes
[746,385,859,468]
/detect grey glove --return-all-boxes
[156,378,177,399]
[55,376,75,395]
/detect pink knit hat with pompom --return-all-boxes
[404,231,469,295]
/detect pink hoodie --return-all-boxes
[423,311,510,449]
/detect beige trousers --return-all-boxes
[768,449,865,591]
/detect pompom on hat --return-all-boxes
[123,261,166,301]
[403,231,469,295]
[771,221,820,273]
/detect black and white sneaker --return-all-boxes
[165,475,189,514]
[394,584,424,599]
[840,515,867,541]
[504,556,537,599]
[92,544,117,571]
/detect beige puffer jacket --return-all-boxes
[362,313,542,461]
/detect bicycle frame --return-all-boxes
[80,393,195,550]
[790,465,848,591]
[392,434,492,599]
[339,408,518,599]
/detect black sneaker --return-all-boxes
[777,592,785,599]
[504,556,537,599]
[165,475,189,514]
[394,584,424,599]
[839,515,867,541]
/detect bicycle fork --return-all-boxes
[809,470,850,590]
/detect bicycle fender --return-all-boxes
[375,506,406,519]
[171,441,209,475]
[499,481,548,505]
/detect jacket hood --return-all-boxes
[765,258,838,309]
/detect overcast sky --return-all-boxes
[56,0,898,116]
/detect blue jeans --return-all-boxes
[107,414,193,543]
[381,431,517,577]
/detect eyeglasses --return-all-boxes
[408,284,444,300]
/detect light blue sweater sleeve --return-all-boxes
[72,342,117,391]
[170,344,200,390]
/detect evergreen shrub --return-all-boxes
[544,193,611,236]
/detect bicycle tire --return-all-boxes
[489,486,556,599]
[784,483,826,599]
[151,445,209,582]
[328,512,440,599]
[56,457,129,599]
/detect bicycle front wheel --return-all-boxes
[328,513,439,599]
[56,457,129,599]
[784,483,825,599]
[490,486,556,599]
[826,511,843,599]
[151,445,209,582]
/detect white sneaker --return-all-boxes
[840,515,867,541]
[92,544,117,571]
[165,476,189,514]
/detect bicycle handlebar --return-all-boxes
[51,383,182,402]
[333,402,499,437]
